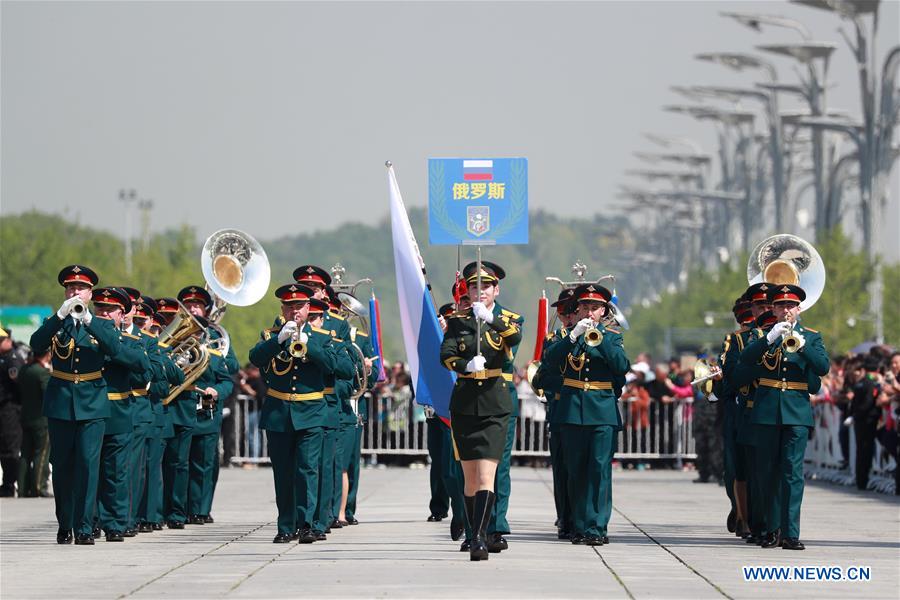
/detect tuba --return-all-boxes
[159,301,210,405]
[337,291,371,404]
[747,234,825,312]
[202,229,271,322]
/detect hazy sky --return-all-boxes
[2,1,898,258]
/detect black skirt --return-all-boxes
[450,412,511,460]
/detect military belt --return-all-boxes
[502,373,513,383]
[563,378,613,391]
[322,387,335,395]
[132,388,148,396]
[757,378,808,392]
[108,391,131,401]
[458,368,503,380]
[267,389,325,402]
[746,400,754,408]
[51,370,102,384]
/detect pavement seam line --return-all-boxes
[117,522,271,599]
[535,469,635,600]
[613,506,734,600]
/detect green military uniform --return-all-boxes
[339,327,376,522]
[97,299,152,538]
[162,349,199,527]
[533,325,569,536]
[488,301,524,541]
[543,284,630,544]
[188,346,233,521]
[739,285,829,547]
[30,266,123,543]
[17,360,51,497]
[123,324,156,534]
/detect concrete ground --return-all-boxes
[1,466,898,599]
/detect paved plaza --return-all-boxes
[1,466,898,599]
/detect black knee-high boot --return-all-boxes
[470,490,494,561]
[460,495,474,551]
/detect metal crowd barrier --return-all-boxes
[805,402,897,494]
[227,389,698,464]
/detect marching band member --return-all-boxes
[30,266,121,545]
[93,287,151,542]
[739,284,829,550]
[439,261,522,561]
[543,283,630,546]
[249,284,340,544]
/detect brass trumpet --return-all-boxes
[584,323,603,347]
[781,323,803,354]
[69,298,88,320]
[279,324,307,360]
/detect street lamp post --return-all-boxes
[118,188,137,276]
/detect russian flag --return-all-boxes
[388,164,456,418]
[463,159,493,181]
[368,295,387,383]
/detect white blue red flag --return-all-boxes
[388,164,455,417]
[462,159,493,181]
[368,295,387,383]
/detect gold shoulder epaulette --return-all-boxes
[328,312,346,321]
[144,331,159,339]
[208,348,223,357]
[545,332,556,341]
[355,331,369,338]
[122,332,140,340]
[501,308,522,321]
[803,327,818,333]
[606,326,621,334]
[310,326,329,335]
[158,341,170,349]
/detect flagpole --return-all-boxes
[386,160,441,315]
[476,245,482,357]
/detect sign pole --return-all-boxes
[475,244,482,357]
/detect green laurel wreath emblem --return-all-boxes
[429,161,470,240]
[489,158,527,240]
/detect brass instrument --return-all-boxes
[747,234,825,312]
[584,322,603,347]
[337,291,372,403]
[525,360,543,397]
[160,301,210,405]
[692,359,721,401]
[288,327,308,359]
[781,322,803,353]
[201,229,271,322]
[70,298,88,321]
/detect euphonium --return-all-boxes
[159,301,210,405]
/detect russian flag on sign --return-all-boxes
[463,159,493,181]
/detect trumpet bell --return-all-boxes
[782,331,803,354]
[584,327,603,347]
[747,234,825,312]
[201,229,271,307]
[288,340,307,359]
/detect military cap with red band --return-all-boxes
[438,303,456,318]
[92,287,132,313]
[551,288,579,314]
[755,310,778,328]
[738,309,755,325]
[745,282,773,304]
[177,286,213,309]
[292,265,332,287]
[732,297,751,317]
[57,264,99,287]
[573,283,612,304]
[308,298,329,314]
[156,297,179,314]
[768,284,806,304]
[275,283,313,303]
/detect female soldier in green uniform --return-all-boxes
[439,262,521,561]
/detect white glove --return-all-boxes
[465,355,487,373]
[80,310,93,326]
[438,315,447,333]
[569,318,593,342]
[57,297,79,319]
[766,321,792,345]
[296,330,309,345]
[472,302,494,324]
[278,321,298,344]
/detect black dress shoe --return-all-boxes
[459,539,471,552]
[105,530,125,542]
[601,536,610,545]
[427,514,441,522]
[557,529,571,540]
[273,532,293,543]
[761,532,781,548]
[138,522,154,533]
[152,522,163,531]
[781,538,805,550]
[584,535,604,546]
[123,528,138,537]
[745,534,759,544]
[57,528,73,544]
[726,508,736,533]
[188,515,206,525]
[167,520,185,530]
[92,526,102,539]
[331,519,344,529]
[74,533,94,545]
[346,517,358,525]
[298,529,317,544]
[571,534,585,545]
[292,529,300,541]
[486,533,507,553]
[315,532,327,541]
[450,520,464,541]
[204,515,214,524]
